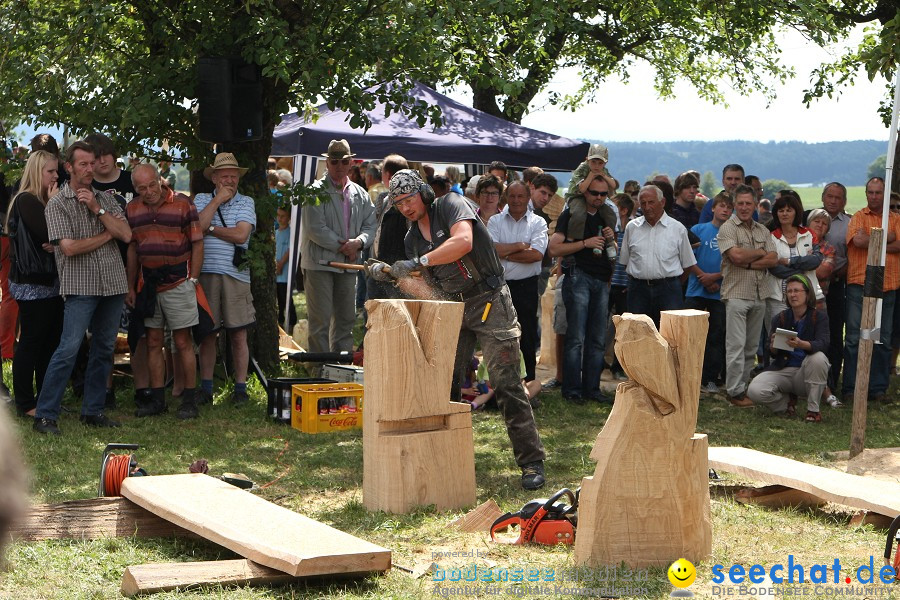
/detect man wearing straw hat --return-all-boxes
[300,139,375,362]
[194,153,256,406]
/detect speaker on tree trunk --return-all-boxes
[197,57,263,144]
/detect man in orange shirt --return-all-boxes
[842,177,900,403]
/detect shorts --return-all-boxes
[552,274,567,335]
[145,280,200,331]
[199,273,256,330]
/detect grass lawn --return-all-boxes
[4,299,900,598]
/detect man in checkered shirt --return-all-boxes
[33,140,133,435]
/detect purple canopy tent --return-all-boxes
[272,82,589,174]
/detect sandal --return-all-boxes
[805,411,822,423]
[785,394,797,418]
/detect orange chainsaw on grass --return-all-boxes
[490,488,578,545]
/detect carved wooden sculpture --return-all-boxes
[574,310,711,567]
[363,299,476,514]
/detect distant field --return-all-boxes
[793,185,866,214]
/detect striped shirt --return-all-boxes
[126,188,202,291]
[193,192,256,284]
[46,182,128,297]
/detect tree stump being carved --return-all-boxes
[363,299,476,514]
[573,310,711,567]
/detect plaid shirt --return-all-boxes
[126,188,202,291]
[46,182,128,297]
[717,213,776,301]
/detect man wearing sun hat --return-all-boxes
[194,152,257,406]
[300,139,375,361]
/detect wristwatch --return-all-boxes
[418,254,430,267]
[189,277,199,285]
[208,225,215,233]
[97,208,106,217]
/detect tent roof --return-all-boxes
[272,82,588,171]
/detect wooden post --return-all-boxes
[537,274,557,368]
[573,310,711,568]
[362,299,477,514]
[850,228,884,459]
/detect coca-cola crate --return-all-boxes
[291,383,364,434]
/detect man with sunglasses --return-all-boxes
[300,139,375,364]
[548,174,617,405]
[370,169,547,491]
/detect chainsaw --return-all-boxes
[490,488,578,545]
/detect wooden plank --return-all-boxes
[708,446,900,518]
[121,474,391,577]
[9,497,198,542]
[734,485,825,510]
[537,275,556,368]
[121,559,296,596]
[451,500,504,533]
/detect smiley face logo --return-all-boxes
[668,558,696,588]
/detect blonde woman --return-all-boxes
[6,150,63,417]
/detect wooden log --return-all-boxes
[121,474,391,577]
[851,228,883,458]
[574,310,711,568]
[121,559,297,596]
[363,299,476,514]
[9,497,197,542]
[537,275,556,368]
[708,446,900,517]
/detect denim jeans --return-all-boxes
[35,294,125,420]
[562,268,610,399]
[843,284,895,396]
[626,276,684,328]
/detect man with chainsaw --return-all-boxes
[300,139,376,359]
[368,169,547,491]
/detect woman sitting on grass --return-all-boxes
[747,274,830,423]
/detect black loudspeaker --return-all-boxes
[197,57,263,144]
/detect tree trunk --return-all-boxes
[222,77,288,374]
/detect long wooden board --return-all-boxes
[121,474,391,577]
[708,446,900,517]
[121,559,296,596]
[9,497,197,541]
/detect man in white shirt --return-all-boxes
[619,185,699,327]
[488,181,548,383]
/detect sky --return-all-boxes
[14,28,892,147]
[444,29,892,144]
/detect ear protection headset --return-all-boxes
[420,180,435,205]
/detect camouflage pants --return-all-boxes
[451,285,546,466]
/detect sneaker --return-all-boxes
[826,394,843,408]
[80,414,121,428]
[33,417,61,435]
[541,378,562,390]
[197,389,213,406]
[701,382,719,395]
[521,461,545,491]
[176,401,199,420]
[134,400,167,418]
[231,389,249,406]
[728,395,754,408]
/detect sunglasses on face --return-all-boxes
[328,158,351,166]
[585,189,609,197]
[392,192,417,209]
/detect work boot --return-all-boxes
[176,388,199,420]
[197,388,213,406]
[80,414,121,428]
[521,461,546,491]
[33,417,61,435]
[135,388,166,418]
[231,388,249,406]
